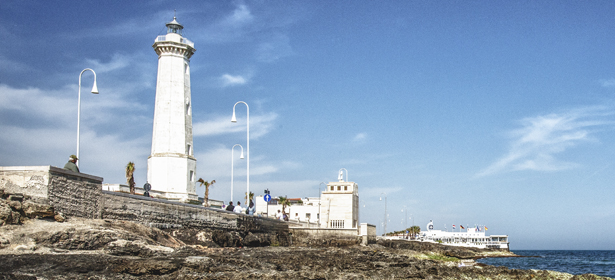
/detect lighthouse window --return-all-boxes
[330,186,334,191]
[344,186,348,191]
[186,102,191,116]
[337,186,341,191]
[189,170,194,182]
[187,144,192,155]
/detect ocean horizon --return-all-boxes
[477,250,615,278]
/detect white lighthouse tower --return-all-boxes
[147,17,198,201]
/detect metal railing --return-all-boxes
[155,35,194,48]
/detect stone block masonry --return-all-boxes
[101,191,287,234]
[0,166,102,218]
[0,166,289,246]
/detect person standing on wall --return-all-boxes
[63,155,79,173]
[225,201,234,211]
[234,201,243,214]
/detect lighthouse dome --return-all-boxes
[166,17,183,35]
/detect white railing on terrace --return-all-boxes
[155,35,194,48]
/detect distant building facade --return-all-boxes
[255,171,359,229]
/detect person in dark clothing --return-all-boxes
[63,155,80,173]
[225,201,235,211]
[248,199,255,215]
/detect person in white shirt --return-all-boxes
[233,201,243,214]
[275,209,282,220]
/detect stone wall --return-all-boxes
[359,223,377,245]
[100,191,290,247]
[1,166,290,247]
[100,191,287,233]
[0,166,102,218]
[290,227,359,246]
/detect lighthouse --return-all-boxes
[147,17,198,201]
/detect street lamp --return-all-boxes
[380,192,387,236]
[231,144,244,202]
[77,68,99,167]
[231,101,249,205]
[401,206,408,238]
[338,168,348,182]
[319,182,326,227]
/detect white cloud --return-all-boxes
[0,84,74,124]
[219,74,248,87]
[0,82,152,185]
[193,112,278,139]
[226,4,254,26]
[193,2,298,64]
[200,4,256,44]
[0,55,33,72]
[250,180,321,198]
[256,33,294,63]
[84,53,131,74]
[194,144,304,199]
[476,107,614,177]
[359,186,404,199]
[600,79,615,88]
[353,133,367,142]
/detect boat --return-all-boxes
[417,220,509,250]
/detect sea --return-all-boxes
[476,250,615,278]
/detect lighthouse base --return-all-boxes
[146,154,198,202]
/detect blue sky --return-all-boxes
[1,1,615,250]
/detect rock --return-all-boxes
[0,233,9,248]
[11,211,21,224]
[8,201,21,211]
[8,194,24,202]
[0,219,610,279]
[243,232,262,247]
[22,201,54,218]
[106,240,156,258]
[211,230,242,247]
[0,201,12,225]
[112,259,181,276]
[13,244,36,251]
[54,213,65,222]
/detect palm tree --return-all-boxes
[197,178,216,207]
[278,196,291,221]
[125,162,135,195]
[408,225,421,239]
[244,191,254,205]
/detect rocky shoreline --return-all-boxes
[0,218,611,279]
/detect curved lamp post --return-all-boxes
[401,206,408,238]
[77,68,99,167]
[231,101,249,205]
[380,192,387,236]
[231,144,244,202]
[339,168,348,182]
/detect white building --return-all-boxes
[255,170,359,229]
[321,179,359,229]
[147,17,198,201]
[255,196,321,224]
[417,220,509,249]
